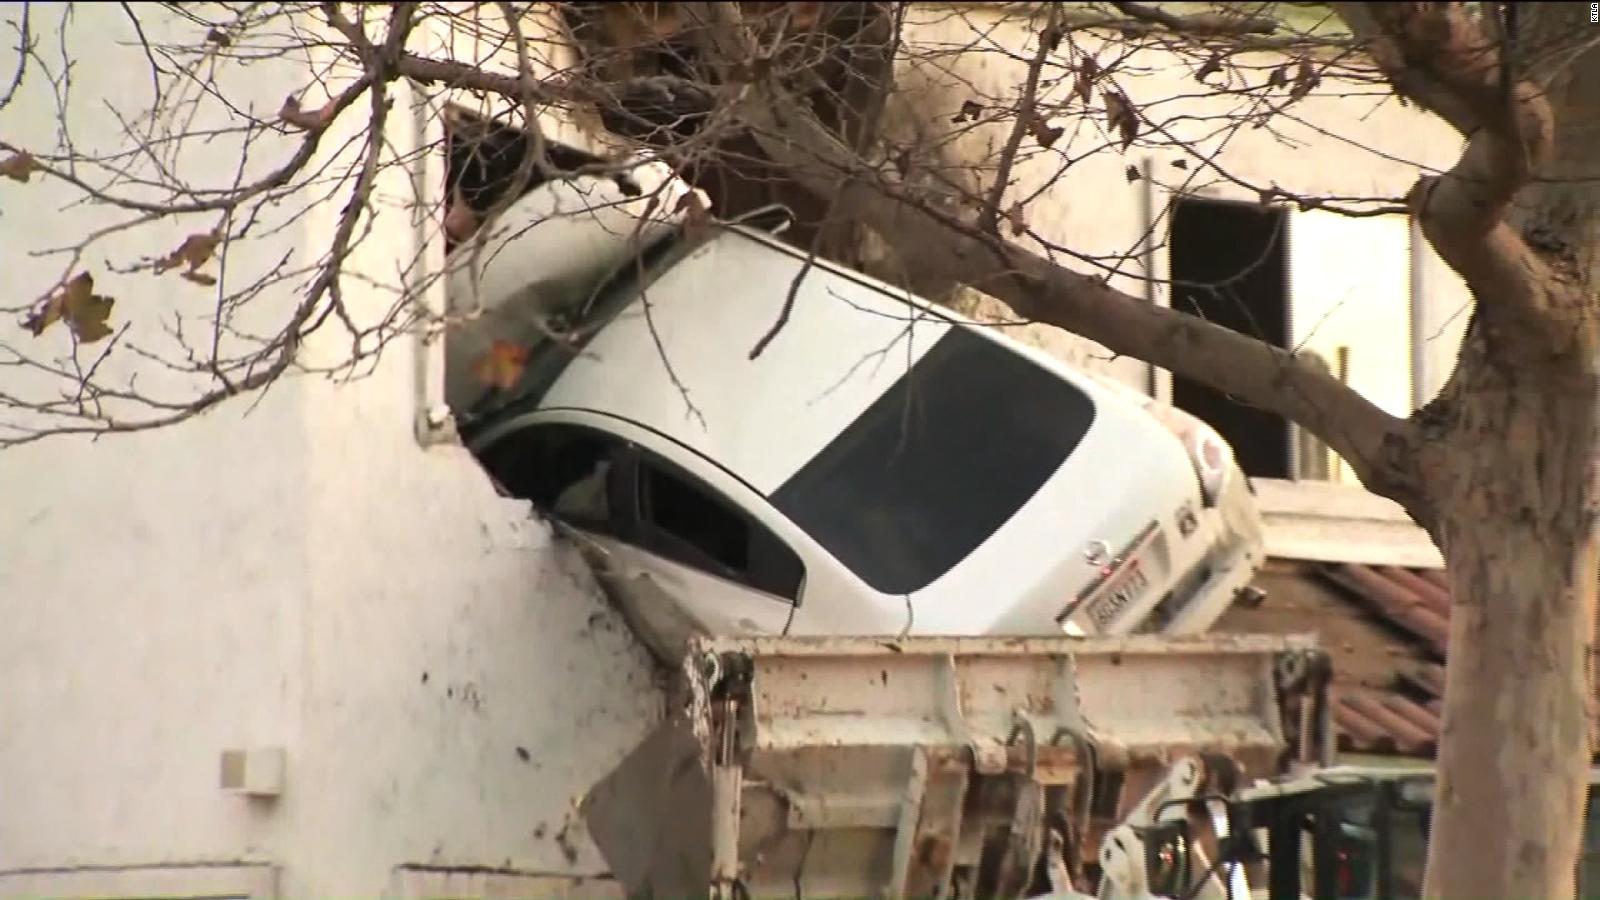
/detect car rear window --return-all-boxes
[769,326,1097,595]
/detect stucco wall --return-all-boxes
[0,6,659,896]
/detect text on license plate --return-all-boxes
[1085,560,1152,630]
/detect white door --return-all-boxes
[1288,209,1413,484]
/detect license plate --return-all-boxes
[1084,559,1152,630]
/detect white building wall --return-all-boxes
[0,6,658,897]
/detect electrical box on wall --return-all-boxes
[220,746,286,797]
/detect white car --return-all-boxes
[451,178,1263,655]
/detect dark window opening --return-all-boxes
[639,458,805,601]
[476,423,622,532]
[1168,196,1292,479]
[771,326,1097,596]
[443,109,640,253]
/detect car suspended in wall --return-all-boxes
[444,161,1265,661]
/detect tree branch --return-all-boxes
[724,78,1423,508]
[1106,1,1279,37]
[981,4,1057,234]
[1336,4,1482,136]
[395,51,717,143]
[1338,3,1566,358]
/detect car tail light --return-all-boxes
[1188,422,1232,505]
[1144,402,1234,507]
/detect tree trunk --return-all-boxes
[698,4,1600,892]
[1424,359,1600,899]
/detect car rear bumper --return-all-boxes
[1132,464,1264,635]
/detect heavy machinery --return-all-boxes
[581,632,1332,899]
[1069,760,1600,900]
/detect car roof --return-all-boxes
[532,225,978,494]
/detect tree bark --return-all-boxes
[1331,5,1600,895]
[1426,366,1600,897]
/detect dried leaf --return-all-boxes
[444,186,481,243]
[155,231,221,275]
[31,272,116,343]
[69,303,114,343]
[22,273,76,337]
[1080,55,1099,82]
[1074,71,1093,106]
[1024,112,1062,147]
[1040,24,1063,53]
[279,94,330,130]
[205,27,231,47]
[1103,92,1128,126]
[1104,92,1139,150]
[180,270,219,286]
[0,151,40,183]
[66,273,115,343]
[676,190,711,241]
[1118,115,1138,149]
[1289,60,1320,102]
[1006,201,1027,236]
[1170,158,1189,170]
[951,99,984,124]
[1124,164,1141,183]
[1267,65,1289,89]
[472,339,530,391]
[22,293,62,336]
[1196,54,1223,83]
[1025,113,1064,149]
[788,2,823,29]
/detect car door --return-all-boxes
[477,419,723,661]
[616,446,806,636]
[477,419,633,549]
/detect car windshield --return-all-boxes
[769,326,1096,595]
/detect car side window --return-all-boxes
[636,457,805,602]
[478,423,624,532]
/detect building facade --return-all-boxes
[0,3,1454,895]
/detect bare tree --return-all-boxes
[2,3,1597,897]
